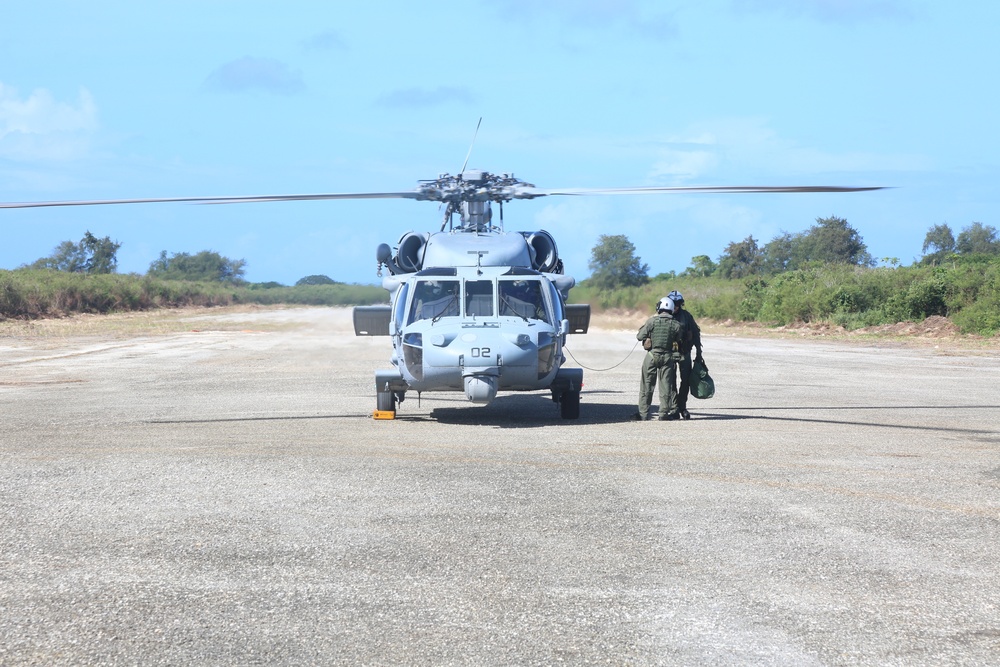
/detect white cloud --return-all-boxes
[648,149,719,183]
[643,118,928,184]
[0,83,98,160]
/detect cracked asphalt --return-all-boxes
[1,307,998,665]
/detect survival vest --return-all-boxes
[650,314,681,353]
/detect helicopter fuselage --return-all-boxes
[392,267,566,394]
[354,226,587,419]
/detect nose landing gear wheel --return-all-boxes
[375,390,396,419]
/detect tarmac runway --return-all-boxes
[1,307,998,665]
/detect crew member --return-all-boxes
[668,290,702,419]
[633,296,685,421]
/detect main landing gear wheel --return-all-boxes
[560,389,580,419]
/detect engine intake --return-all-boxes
[392,232,428,273]
[523,230,559,273]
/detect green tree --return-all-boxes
[81,231,121,274]
[762,232,796,274]
[29,240,86,273]
[587,234,649,289]
[759,217,872,272]
[716,235,764,279]
[295,274,339,286]
[956,222,999,255]
[681,255,717,278]
[920,223,956,265]
[27,231,121,274]
[922,223,956,255]
[148,250,247,283]
[796,216,873,267]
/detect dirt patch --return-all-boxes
[0,304,324,340]
[589,310,1000,352]
[854,315,961,338]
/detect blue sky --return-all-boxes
[2,1,997,285]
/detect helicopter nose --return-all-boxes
[464,375,497,404]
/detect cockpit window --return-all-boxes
[547,281,565,322]
[465,280,493,317]
[499,279,550,323]
[393,283,410,332]
[408,280,460,323]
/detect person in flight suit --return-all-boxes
[668,290,702,420]
[633,296,685,421]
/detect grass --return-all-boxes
[0,269,387,321]
[574,257,1000,337]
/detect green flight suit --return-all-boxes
[635,312,684,419]
[672,307,702,413]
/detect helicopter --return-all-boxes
[1,167,883,420]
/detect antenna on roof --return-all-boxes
[460,117,483,175]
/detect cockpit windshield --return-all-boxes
[465,280,494,317]
[408,280,460,323]
[406,277,551,324]
[499,279,550,323]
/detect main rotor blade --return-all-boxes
[0,191,422,209]
[0,182,888,209]
[519,184,888,197]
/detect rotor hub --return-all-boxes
[416,171,537,205]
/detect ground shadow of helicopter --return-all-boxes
[429,391,633,427]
